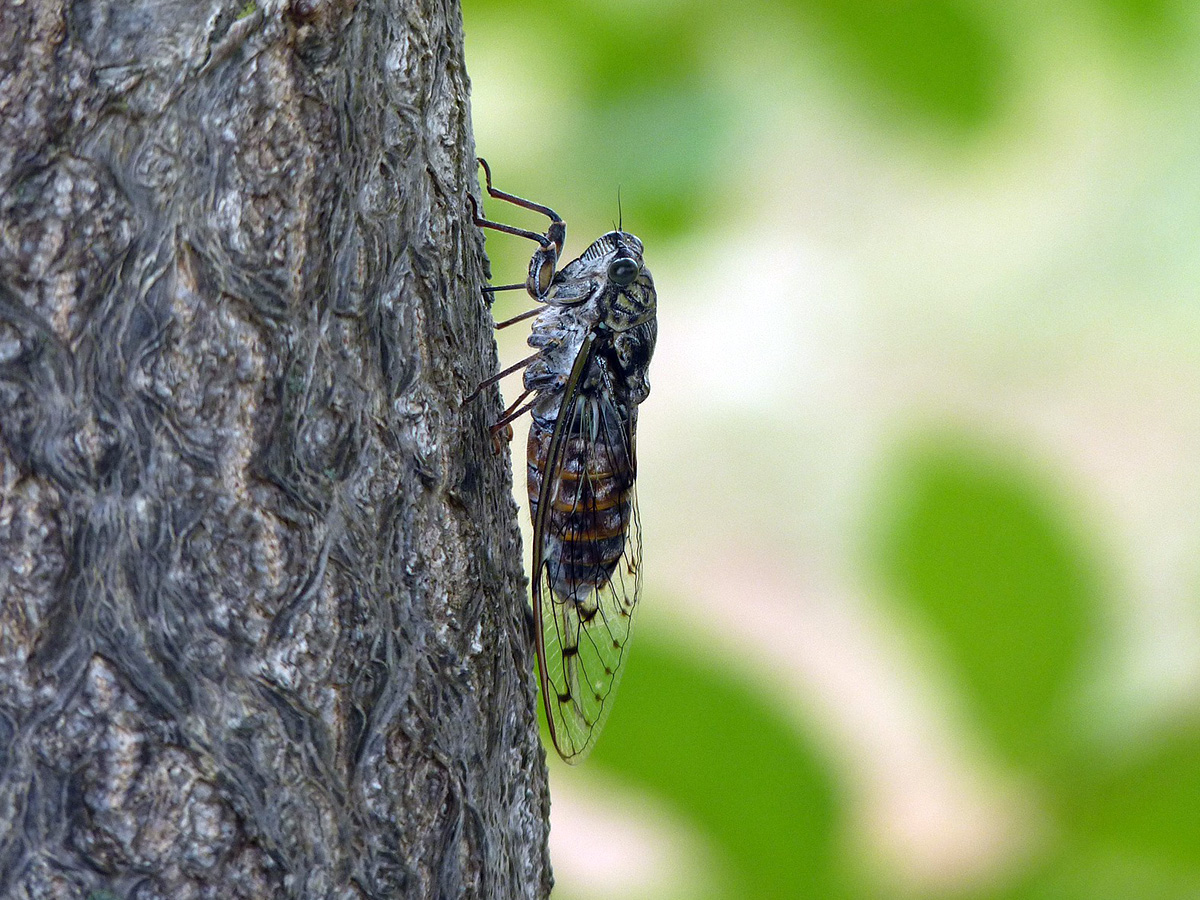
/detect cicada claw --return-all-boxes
[489,421,514,454]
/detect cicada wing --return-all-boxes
[532,385,643,765]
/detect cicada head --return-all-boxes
[560,231,656,332]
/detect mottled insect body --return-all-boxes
[470,161,657,763]
[525,234,656,601]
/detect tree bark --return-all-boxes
[0,1,551,898]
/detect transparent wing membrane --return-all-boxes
[532,378,642,764]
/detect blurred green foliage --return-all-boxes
[465,0,1182,261]
[1090,0,1182,48]
[872,433,1200,899]
[588,630,840,899]
[1054,724,1200,892]
[795,0,1007,132]
[540,428,1200,899]
[869,435,1098,771]
[466,1,1200,897]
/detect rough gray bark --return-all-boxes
[0,1,552,898]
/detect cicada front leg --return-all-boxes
[470,157,566,300]
[468,159,567,447]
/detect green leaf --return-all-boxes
[869,432,1099,770]
[970,856,1200,900]
[580,88,727,239]
[794,0,1009,132]
[924,726,1200,899]
[1063,723,1200,874]
[1089,0,1182,50]
[587,627,841,900]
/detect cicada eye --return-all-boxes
[607,257,640,287]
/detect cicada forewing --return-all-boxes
[530,356,642,764]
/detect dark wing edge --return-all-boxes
[531,334,644,764]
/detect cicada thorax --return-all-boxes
[527,392,636,607]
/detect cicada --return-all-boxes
[470,159,657,764]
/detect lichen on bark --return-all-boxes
[0,1,552,897]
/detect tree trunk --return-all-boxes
[0,1,552,897]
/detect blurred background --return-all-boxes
[462,1,1200,897]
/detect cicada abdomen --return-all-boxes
[526,404,635,602]
[470,160,656,763]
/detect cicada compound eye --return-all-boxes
[607,257,640,287]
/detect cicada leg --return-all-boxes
[479,282,535,323]
[467,192,555,247]
[487,388,535,454]
[467,355,539,452]
[467,351,540,403]
[489,422,514,454]
[477,157,565,255]
[470,158,566,300]
[495,388,533,426]
[492,306,541,330]
[466,158,565,451]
